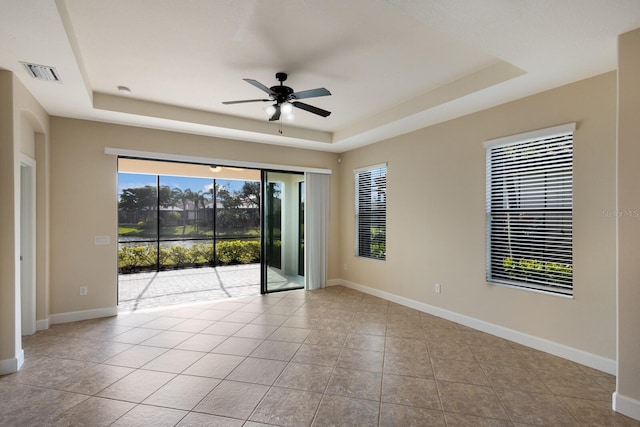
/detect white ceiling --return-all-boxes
[1,0,639,152]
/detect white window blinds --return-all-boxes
[355,164,387,260]
[485,124,575,295]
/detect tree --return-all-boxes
[119,186,157,225]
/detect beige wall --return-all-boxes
[49,117,340,315]
[339,72,618,361]
[616,28,640,417]
[0,71,50,371]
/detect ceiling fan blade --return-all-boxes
[222,99,271,105]
[244,78,276,96]
[292,101,331,117]
[291,87,331,100]
[269,105,281,121]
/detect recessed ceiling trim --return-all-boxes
[93,92,333,145]
[105,147,333,175]
[333,61,526,144]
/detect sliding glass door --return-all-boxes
[261,170,305,293]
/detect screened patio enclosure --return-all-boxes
[116,157,327,309]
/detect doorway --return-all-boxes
[20,156,36,336]
[261,170,305,293]
[117,158,312,310]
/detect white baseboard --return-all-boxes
[0,349,24,375]
[36,318,49,331]
[326,279,342,287]
[613,392,640,421]
[337,279,616,375]
[49,306,118,325]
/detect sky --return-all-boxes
[118,173,254,196]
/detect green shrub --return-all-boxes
[216,240,260,264]
[118,239,261,273]
[502,257,572,285]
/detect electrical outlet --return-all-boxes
[79,286,88,296]
[434,283,441,294]
[343,263,348,270]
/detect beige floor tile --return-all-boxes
[274,362,333,393]
[383,350,434,378]
[517,349,586,375]
[496,388,580,426]
[424,326,467,344]
[141,316,186,330]
[250,313,290,326]
[325,367,382,401]
[344,333,386,352]
[232,323,279,339]
[560,396,640,427]
[336,348,384,372]
[537,369,613,401]
[3,356,93,389]
[6,285,630,427]
[432,357,490,386]
[437,380,509,421]
[103,345,168,368]
[312,394,379,427]
[250,340,300,361]
[264,305,301,316]
[97,369,175,403]
[166,307,207,318]
[349,321,387,336]
[462,330,513,348]
[249,386,322,426]
[140,330,194,348]
[174,333,227,352]
[0,382,88,426]
[480,363,551,394]
[471,345,530,369]
[220,310,261,323]
[176,412,244,426]
[192,309,234,321]
[182,353,245,378]
[443,412,515,426]
[143,374,220,410]
[194,380,269,419]
[292,343,341,367]
[52,396,135,427]
[379,402,446,426]
[169,318,214,333]
[386,324,425,340]
[110,327,162,344]
[427,339,476,361]
[141,348,205,373]
[57,363,134,395]
[211,336,264,356]
[281,316,318,329]
[110,404,187,427]
[267,326,312,343]
[227,357,287,385]
[305,329,348,347]
[384,336,428,355]
[314,317,352,332]
[200,321,245,336]
[381,373,441,410]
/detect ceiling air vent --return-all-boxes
[20,62,62,82]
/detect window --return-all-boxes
[355,164,387,260]
[485,123,575,295]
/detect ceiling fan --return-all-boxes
[222,72,331,121]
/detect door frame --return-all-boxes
[19,155,36,336]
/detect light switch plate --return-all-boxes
[95,235,110,245]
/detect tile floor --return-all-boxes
[2,286,638,426]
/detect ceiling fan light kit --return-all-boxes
[223,72,331,123]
